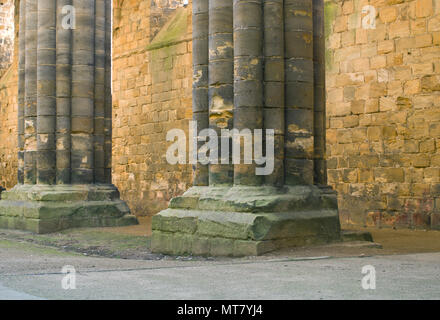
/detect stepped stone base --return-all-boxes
[151,185,342,256]
[0,184,138,234]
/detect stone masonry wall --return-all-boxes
[0,0,18,190]
[325,0,440,228]
[112,0,193,216]
[0,0,14,78]
[0,61,18,190]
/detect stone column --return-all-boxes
[192,0,209,186]
[284,0,314,185]
[313,0,327,185]
[264,0,284,186]
[233,0,264,186]
[17,0,26,184]
[151,0,341,256]
[56,0,72,184]
[208,0,234,186]
[24,0,38,185]
[0,0,138,233]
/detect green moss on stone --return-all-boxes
[324,1,338,71]
[146,7,189,51]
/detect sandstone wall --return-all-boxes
[0,0,14,78]
[325,0,440,228]
[112,0,193,216]
[0,0,18,190]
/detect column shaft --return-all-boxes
[24,0,38,184]
[233,0,263,186]
[71,0,95,184]
[284,0,314,185]
[94,0,106,183]
[37,0,57,184]
[208,0,234,186]
[56,0,73,184]
[18,0,26,184]
[192,0,209,186]
[264,0,284,186]
[104,0,112,184]
[313,0,327,185]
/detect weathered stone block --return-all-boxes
[0,184,138,233]
[379,7,397,23]
[415,0,433,18]
[151,185,341,256]
[422,75,440,92]
[389,21,411,38]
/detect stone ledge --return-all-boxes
[153,208,340,241]
[170,185,338,213]
[151,230,338,257]
[2,184,122,202]
[0,184,138,234]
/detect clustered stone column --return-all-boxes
[151,0,341,256]
[0,0,137,233]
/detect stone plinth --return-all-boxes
[0,184,137,233]
[152,186,341,256]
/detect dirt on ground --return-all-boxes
[96,216,152,237]
[263,225,440,259]
[0,217,155,260]
[1,217,440,261]
[344,225,440,254]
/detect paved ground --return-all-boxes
[0,283,42,300]
[0,239,439,300]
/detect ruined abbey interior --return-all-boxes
[0,0,439,255]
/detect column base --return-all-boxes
[0,184,138,234]
[151,185,341,256]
